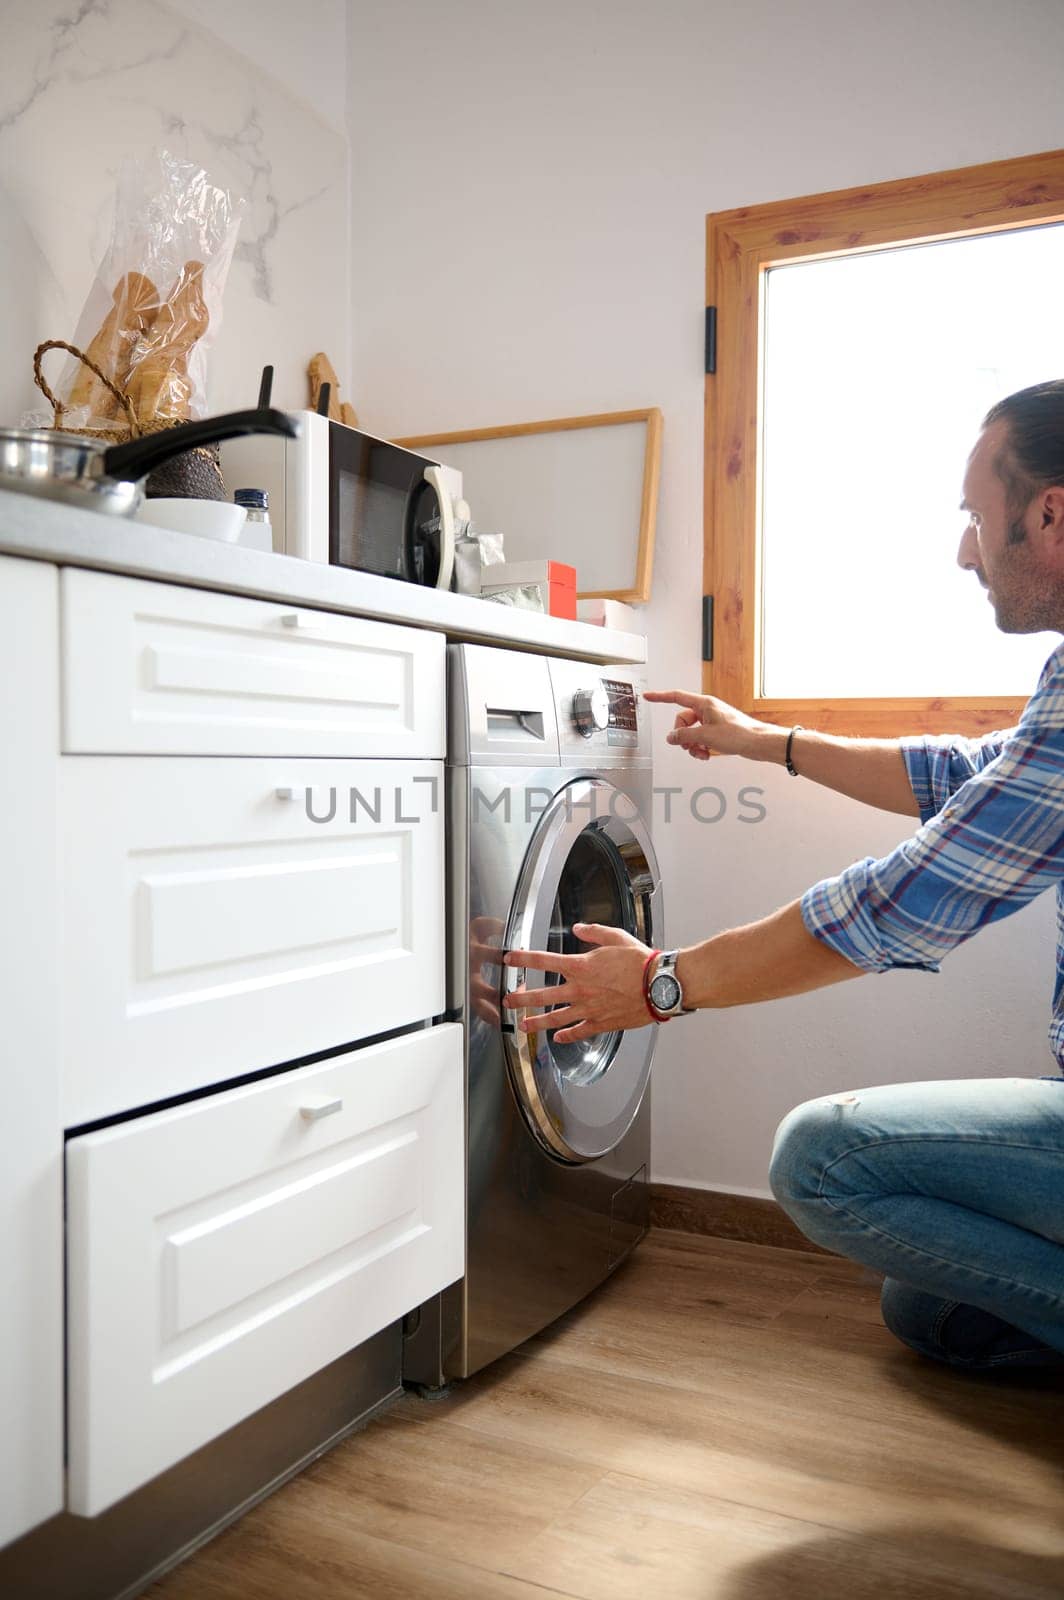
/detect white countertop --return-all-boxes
[0,489,646,665]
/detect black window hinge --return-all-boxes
[705,306,717,375]
[702,595,714,662]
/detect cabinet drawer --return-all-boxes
[66,1022,463,1516]
[60,757,444,1124]
[61,569,445,757]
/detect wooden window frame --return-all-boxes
[704,148,1064,737]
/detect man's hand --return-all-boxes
[469,915,506,1027]
[643,689,780,763]
[503,923,653,1042]
[645,689,920,816]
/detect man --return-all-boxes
[504,380,1064,1371]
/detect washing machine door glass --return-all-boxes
[503,777,660,1164]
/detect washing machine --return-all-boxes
[403,642,662,1387]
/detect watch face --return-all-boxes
[650,973,681,1012]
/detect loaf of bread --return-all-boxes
[67,270,159,420]
[125,361,194,423]
[127,260,210,424]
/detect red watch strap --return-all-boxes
[642,948,665,1024]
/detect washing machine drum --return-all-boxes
[502,777,660,1165]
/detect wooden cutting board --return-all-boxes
[307,351,358,427]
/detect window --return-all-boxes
[704,149,1064,736]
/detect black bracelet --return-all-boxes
[785,724,804,777]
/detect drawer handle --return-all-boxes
[280,612,301,628]
[300,1095,343,1122]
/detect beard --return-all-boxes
[977,512,1062,632]
[991,591,1036,633]
[989,562,1058,634]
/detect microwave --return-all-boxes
[220,411,462,588]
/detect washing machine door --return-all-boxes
[502,776,660,1164]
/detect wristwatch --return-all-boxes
[646,950,694,1021]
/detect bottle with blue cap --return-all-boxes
[233,487,273,552]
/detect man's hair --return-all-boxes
[983,380,1064,521]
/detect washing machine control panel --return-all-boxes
[571,684,610,736]
[550,658,646,761]
[602,678,639,741]
[568,677,639,747]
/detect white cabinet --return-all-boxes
[60,756,445,1124]
[61,568,445,758]
[0,554,460,1540]
[66,1022,463,1516]
[0,557,63,1547]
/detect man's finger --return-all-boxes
[644,689,704,709]
[552,1022,600,1043]
[572,922,631,947]
[665,724,707,748]
[504,949,581,975]
[519,1005,579,1032]
[504,983,574,1009]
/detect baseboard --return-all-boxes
[0,1326,402,1600]
[650,1181,836,1257]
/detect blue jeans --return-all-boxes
[768,1076,1064,1370]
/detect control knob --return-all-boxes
[572,684,610,737]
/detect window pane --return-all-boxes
[761,225,1064,699]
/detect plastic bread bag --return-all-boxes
[55,151,244,431]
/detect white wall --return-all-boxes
[347,0,1064,1194]
[0,1,350,429]
[169,0,348,134]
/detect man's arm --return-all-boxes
[675,899,863,1008]
[504,904,863,1042]
[507,661,1061,1042]
[644,690,920,816]
[675,673,1058,1012]
[760,727,921,816]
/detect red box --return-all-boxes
[480,560,577,619]
[542,560,576,619]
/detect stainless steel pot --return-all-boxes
[0,407,299,517]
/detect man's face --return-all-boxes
[957,420,1064,634]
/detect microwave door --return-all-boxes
[424,466,455,590]
[402,482,423,584]
[329,425,454,587]
[331,429,416,579]
[333,467,406,578]
[408,469,455,590]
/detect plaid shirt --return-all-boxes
[801,642,1064,1068]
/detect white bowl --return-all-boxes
[136,498,248,542]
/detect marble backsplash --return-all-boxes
[0,0,349,432]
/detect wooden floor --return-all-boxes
[146,1228,1064,1600]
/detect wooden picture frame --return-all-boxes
[395,408,663,603]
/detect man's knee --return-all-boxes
[768,1093,857,1207]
